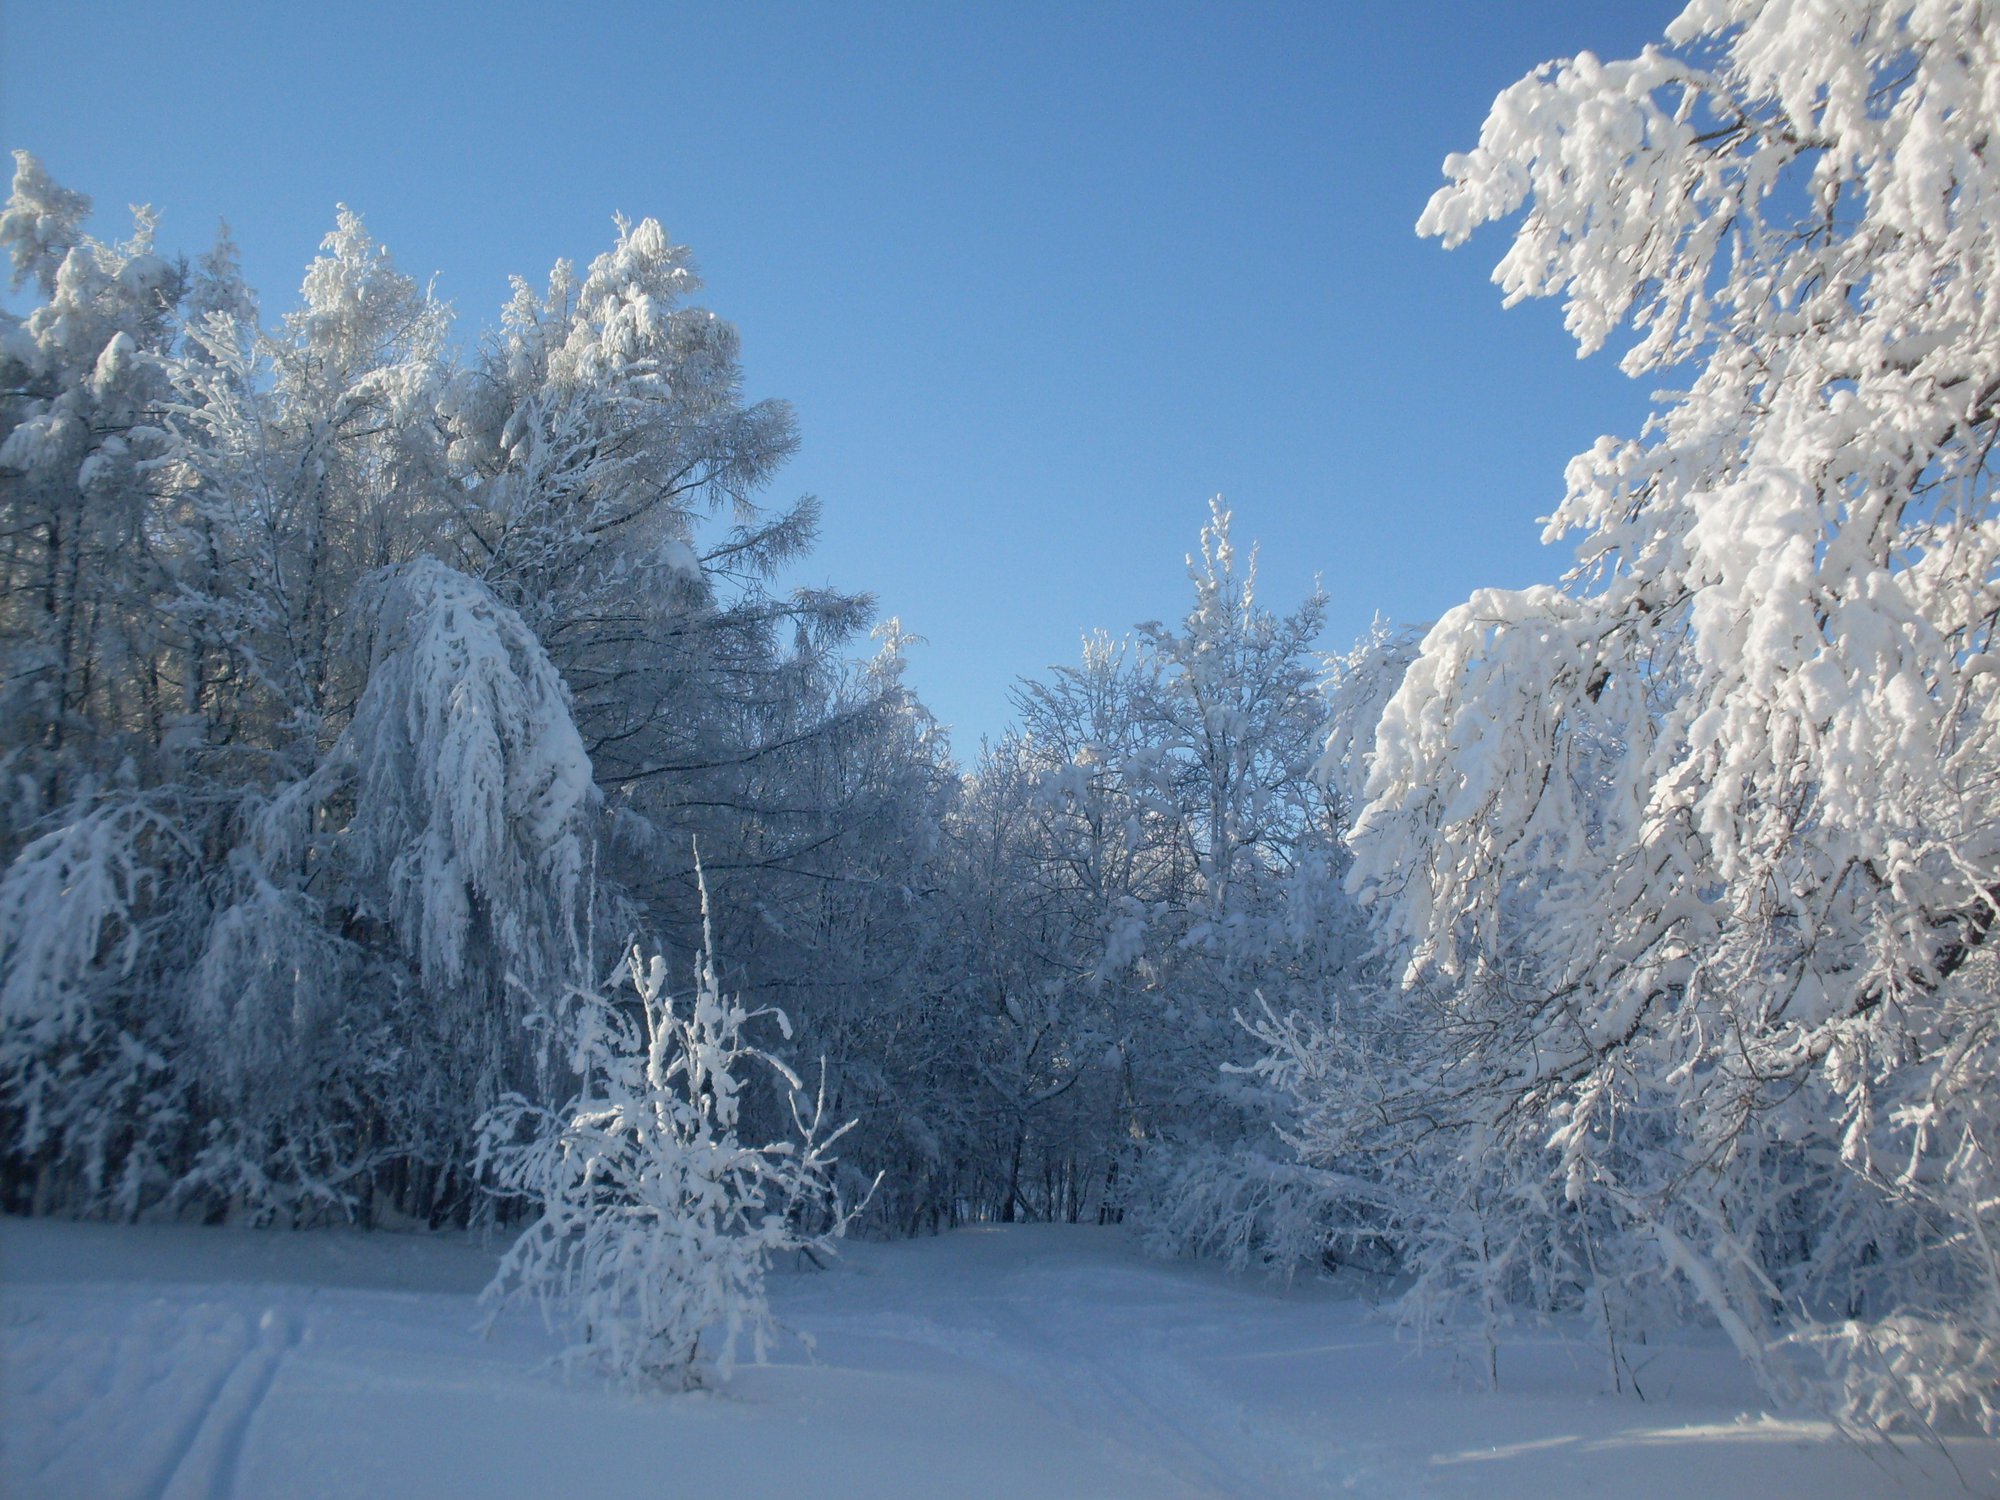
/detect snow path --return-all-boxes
[782,1239,1337,1497]
[4,1217,1996,1499]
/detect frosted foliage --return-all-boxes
[0,795,193,1219]
[337,558,591,993]
[1139,1138,1362,1280]
[280,207,446,431]
[157,198,450,790]
[1136,500,1331,940]
[477,905,861,1389]
[0,158,919,1233]
[0,801,159,1045]
[1314,618,1422,816]
[1337,0,2000,1432]
[0,154,182,807]
[0,149,92,296]
[439,215,797,636]
[980,502,1368,1248]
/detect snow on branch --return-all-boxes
[334,557,594,994]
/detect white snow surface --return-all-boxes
[3,1216,1992,1499]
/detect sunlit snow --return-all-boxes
[6,1218,1993,1500]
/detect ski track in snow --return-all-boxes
[804,1293,1286,1498]
[5,1291,299,1500]
[156,1306,300,1500]
[779,1240,1426,1495]
[985,1290,1324,1498]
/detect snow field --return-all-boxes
[5,1216,1995,1499]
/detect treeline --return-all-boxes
[0,154,1364,1244]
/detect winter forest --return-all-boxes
[7,1,2000,1495]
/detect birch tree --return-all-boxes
[1336,0,2000,1430]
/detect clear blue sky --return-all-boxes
[5,0,1679,753]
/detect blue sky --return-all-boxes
[5,0,1679,752]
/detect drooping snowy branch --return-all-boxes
[334,556,594,998]
[1328,0,2000,1430]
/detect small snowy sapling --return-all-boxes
[476,880,865,1389]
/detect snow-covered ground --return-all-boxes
[3,1215,1993,1499]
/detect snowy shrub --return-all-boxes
[1136,1139,1379,1280]
[477,889,866,1389]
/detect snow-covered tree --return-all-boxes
[1133,501,1333,947]
[0,158,947,1238]
[1112,507,1361,1247]
[0,156,207,1216]
[165,203,450,771]
[927,505,1374,1240]
[0,153,185,819]
[170,557,597,1218]
[933,728,1131,1225]
[0,790,201,1218]
[436,220,932,1177]
[331,557,593,1007]
[477,883,862,1388]
[1330,0,2000,1429]
[440,216,797,639]
[1145,620,1417,1279]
